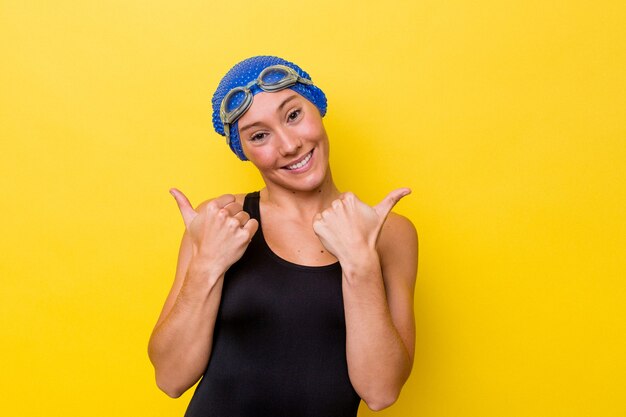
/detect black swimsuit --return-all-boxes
[184,192,360,417]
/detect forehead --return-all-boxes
[239,89,307,122]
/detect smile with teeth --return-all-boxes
[284,151,313,170]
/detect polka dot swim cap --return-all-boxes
[211,56,328,161]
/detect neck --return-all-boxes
[259,171,341,218]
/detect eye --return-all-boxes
[287,109,301,122]
[250,132,267,142]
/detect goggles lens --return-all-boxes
[223,88,248,114]
[258,66,297,91]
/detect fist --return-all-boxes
[170,188,259,274]
[312,188,410,263]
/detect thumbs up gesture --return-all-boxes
[170,188,259,275]
[312,188,411,265]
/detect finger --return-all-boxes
[211,194,236,209]
[170,188,197,228]
[331,199,343,210]
[338,191,360,209]
[232,210,251,226]
[242,218,259,237]
[339,191,356,202]
[373,188,411,219]
[222,200,244,218]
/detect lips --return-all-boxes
[283,150,313,170]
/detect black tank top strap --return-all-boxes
[243,191,261,221]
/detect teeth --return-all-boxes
[286,151,312,170]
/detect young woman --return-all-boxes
[148,56,418,416]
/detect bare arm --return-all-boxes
[313,190,418,410]
[147,190,258,397]
[342,213,417,410]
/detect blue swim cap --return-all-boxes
[211,56,328,161]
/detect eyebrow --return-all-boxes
[277,94,299,113]
[238,121,263,134]
[238,93,300,134]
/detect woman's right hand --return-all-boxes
[149,189,256,397]
[169,188,259,278]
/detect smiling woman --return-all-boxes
[147,55,419,416]
[238,89,332,193]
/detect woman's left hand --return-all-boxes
[312,188,411,264]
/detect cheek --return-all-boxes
[244,145,276,167]
[299,117,327,142]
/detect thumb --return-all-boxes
[374,188,411,220]
[169,188,197,228]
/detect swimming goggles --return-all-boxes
[220,64,314,137]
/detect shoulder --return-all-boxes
[377,212,418,282]
[379,212,418,252]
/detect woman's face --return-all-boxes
[237,89,331,193]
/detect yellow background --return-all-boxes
[1,0,625,415]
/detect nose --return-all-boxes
[276,128,302,156]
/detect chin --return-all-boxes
[266,166,330,194]
[291,167,332,192]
